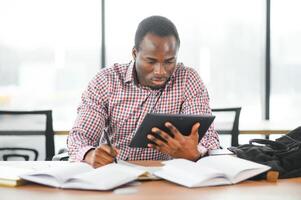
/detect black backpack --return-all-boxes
[228,126,301,179]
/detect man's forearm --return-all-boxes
[67,128,97,161]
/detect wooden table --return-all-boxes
[1,161,301,200]
[1,177,301,200]
[239,120,299,135]
[55,129,290,136]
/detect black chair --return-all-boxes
[212,107,241,147]
[0,110,55,160]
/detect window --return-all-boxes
[106,0,266,126]
[271,0,301,123]
[0,0,102,130]
[1,0,299,139]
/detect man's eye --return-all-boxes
[148,61,156,64]
[165,61,174,65]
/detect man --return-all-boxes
[68,16,219,168]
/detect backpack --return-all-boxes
[228,126,301,179]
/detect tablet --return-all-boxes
[129,113,215,148]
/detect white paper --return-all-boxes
[154,155,270,187]
[19,161,147,190]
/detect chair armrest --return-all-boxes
[52,152,69,161]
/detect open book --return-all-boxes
[19,161,160,190]
[154,155,270,188]
[0,161,71,187]
[0,166,31,187]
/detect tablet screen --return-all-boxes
[129,113,215,148]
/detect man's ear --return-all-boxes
[132,47,137,60]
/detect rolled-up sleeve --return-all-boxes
[67,72,109,161]
[180,68,220,153]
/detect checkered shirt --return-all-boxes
[67,61,220,161]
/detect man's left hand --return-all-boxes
[147,122,201,161]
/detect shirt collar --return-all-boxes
[125,60,135,84]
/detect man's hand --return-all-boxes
[84,144,119,168]
[147,122,201,161]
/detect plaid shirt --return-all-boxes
[67,61,220,161]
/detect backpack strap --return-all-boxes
[249,139,288,151]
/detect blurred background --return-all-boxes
[0,0,300,151]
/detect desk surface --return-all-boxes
[239,120,299,135]
[1,177,301,200]
[1,161,301,200]
[54,130,290,136]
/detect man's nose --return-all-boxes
[153,63,166,75]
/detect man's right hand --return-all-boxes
[84,144,119,168]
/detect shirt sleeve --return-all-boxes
[180,68,220,153]
[67,72,109,161]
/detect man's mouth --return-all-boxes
[152,79,166,85]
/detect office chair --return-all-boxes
[0,110,55,160]
[212,107,241,147]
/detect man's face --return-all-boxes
[132,33,178,89]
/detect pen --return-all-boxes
[104,131,118,163]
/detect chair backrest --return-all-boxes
[0,110,55,160]
[212,107,241,147]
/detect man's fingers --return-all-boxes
[165,122,184,141]
[147,142,169,155]
[95,147,114,160]
[98,144,118,156]
[191,122,200,137]
[151,128,172,142]
[92,147,115,166]
[90,154,111,168]
[149,128,179,147]
[147,143,159,150]
[92,156,112,168]
[114,147,120,155]
[86,145,119,168]
[147,134,168,148]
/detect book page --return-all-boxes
[20,162,92,187]
[0,166,32,186]
[0,161,70,171]
[117,160,162,180]
[0,161,71,187]
[196,155,270,183]
[0,166,33,181]
[62,163,146,190]
[154,159,229,188]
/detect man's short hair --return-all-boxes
[134,15,180,50]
